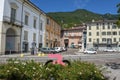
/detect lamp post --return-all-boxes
[93,39,95,48]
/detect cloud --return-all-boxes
[74,0,90,9]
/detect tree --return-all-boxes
[116,3,120,26]
[117,3,120,13]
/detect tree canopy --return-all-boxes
[116,3,120,26]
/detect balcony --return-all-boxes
[3,16,22,28]
[68,34,82,38]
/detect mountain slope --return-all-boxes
[47,9,118,28]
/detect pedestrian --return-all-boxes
[31,47,34,55]
[34,45,38,55]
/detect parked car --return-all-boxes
[40,47,50,53]
[103,48,116,52]
[49,48,58,53]
[40,47,57,54]
[54,47,63,52]
[62,47,67,51]
[84,48,97,54]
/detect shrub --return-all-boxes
[0,59,107,80]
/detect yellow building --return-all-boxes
[45,16,61,48]
[86,19,120,51]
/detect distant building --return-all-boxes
[61,26,86,50]
[45,16,61,48]
[86,19,120,50]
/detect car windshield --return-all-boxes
[50,48,55,50]
[87,48,94,51]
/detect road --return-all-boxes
[0,48,120,63]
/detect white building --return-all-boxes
[86,19,120,51]
[0,0,46,54]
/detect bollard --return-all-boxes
[20,54,24,57]
[38,53,41,56]
[41,53,45,56]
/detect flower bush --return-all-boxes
[0,59,107,80]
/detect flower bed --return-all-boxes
[0,59,107,80]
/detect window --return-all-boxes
[107,25,110,29]
[119,31,120,35]
[24,31,28,41]
[102,23,105,29]
[10,8,16,23]
[113,32,117,35]
[89,38,91,42]
[46,31,49,39]
[107,32,111,35]
[33,33,36,42]
[40,21,43,30]
[96,23,99,30]
[96,32,99,36]
[89,26,91,30]
[112,24,117,29]
[25,15,29,25]
[103,26,105,29]
[107,38,112,44]
[119,38,120,42]
[33,18,36,28]
[96,26,99,30]
[40,35,42,43]
[107,23,110,29]
[97,38,99,43]
[47,18,50,24]
[102,38,106,42]
[89,32,91,36]
[114,38,116,42]
[102,32,106,35]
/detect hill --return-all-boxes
[47,9,118,28]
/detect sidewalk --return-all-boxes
[0,52,31,57]
[0,52,49,58]
[103,66,120,80]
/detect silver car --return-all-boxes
[84,48,97,54]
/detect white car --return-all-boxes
[103,48,116,52]
[84,48,97,54]
[54,47,62,52]
[62,47,67,51]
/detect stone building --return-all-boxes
[0,0,46,54]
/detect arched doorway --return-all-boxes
[64,39,69,48]
[5,28,16,54]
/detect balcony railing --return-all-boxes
[68,35,82,38]
[3,16,23,28]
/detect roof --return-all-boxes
[63,26,86,31]
[86,19,117,24]
[25,0,46,15]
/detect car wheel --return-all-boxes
[44,60,53,66]
[62,60,71,66]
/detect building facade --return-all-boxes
[0,0,46,54]
[21,0,46,52]
[86,20,120,50]
[45,16,61,48]
[61,26,86,50]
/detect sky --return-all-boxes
[30,0,120,14]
